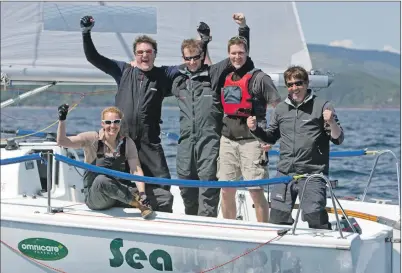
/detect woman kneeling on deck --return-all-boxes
[56,104,153,219]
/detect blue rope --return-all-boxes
[329,150,366,157]
[0,153,42,165]
[2,129,74,138]
[162,131,179,141]
[16,130,48,138]
[54,154,292,188]
[268,150,280,156]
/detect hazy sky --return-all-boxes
[296,1,400,53]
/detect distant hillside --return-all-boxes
[306,44,400,108]
[1,44,400,108]
[308,44,400,70]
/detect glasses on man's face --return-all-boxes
[183,54,202,62]
[102,119,121,125]
[135,49,154,56]
[286,81,304,88]
[229,36,248,53]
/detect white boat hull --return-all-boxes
[0,198,395,273]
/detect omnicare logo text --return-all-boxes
[18,238,68,261]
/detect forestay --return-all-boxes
[1,1,312,84]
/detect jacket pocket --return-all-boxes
[271,183,288,202]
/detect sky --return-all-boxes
[296,1,401,53]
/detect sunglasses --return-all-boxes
[102,119,121,125]
[286,81,304,88]
[183,54,202,61]
[135,49,154,56]
[229,36,248,44]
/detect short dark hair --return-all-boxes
[284,65,309,84]
[133,35,157,54]
[181,39,202,55]
[227,36,249,53]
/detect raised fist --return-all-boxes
[58,104,69,121]
[197,22,212,42]
[80,15,95,33]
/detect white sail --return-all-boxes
[1,1,314,85]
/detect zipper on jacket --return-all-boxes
[135,73,144,140]
[190,77,196,137]
[291,108,298,172]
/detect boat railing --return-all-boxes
[361,150,401,207]
[1,151,295,212]
[45,152,52,213]
[291,173,357,238]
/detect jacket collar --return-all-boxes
[285,89,315,108]
[179,64,209,78]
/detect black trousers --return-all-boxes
[85,175,173,212]
[134,139,173,212]
[177,137,220,217]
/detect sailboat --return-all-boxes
[1,2,400,273]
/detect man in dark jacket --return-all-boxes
[172,13,249,217]
[247,65,344,229]
[80,15,178,213]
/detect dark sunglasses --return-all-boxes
[229,36,248,44]
[183,54,202,61]
[286,81,304,88]
[102,119,121,125]
[135,49,154,55]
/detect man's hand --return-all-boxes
[247,116,257,131]
[233,13,246,27]
[139,192,151,208]
[261,143,272,152]
[323,109,335,125]
[58,104,69,121]
[197,22,212,42]
[80,15,95,34]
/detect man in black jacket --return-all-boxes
[80,15,178,213]
[247,65,344,229]
[172,13,250,217]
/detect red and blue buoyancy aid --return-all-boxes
[221,69,260,117]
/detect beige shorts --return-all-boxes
[217,135,269,190]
